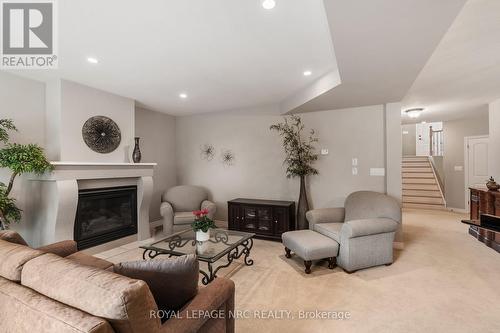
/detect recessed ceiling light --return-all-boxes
[303,70,312,76]
[405,108,424,118]
[262,0,276,10]
[421,121,427,124]
[87,57,98,64]
[179,93,188,99]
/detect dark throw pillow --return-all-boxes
[114,254,199,314]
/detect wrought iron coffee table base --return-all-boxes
[142,238,254,285]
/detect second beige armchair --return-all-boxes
[161,185,216,235]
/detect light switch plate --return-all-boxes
[352,167,358,175]
[352,158,358,166]
[321,148,329,155]
[370,168,385,176]
[454,166,463,172]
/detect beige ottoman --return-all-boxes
[282,230,339,274]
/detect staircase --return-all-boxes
[402,156,446,210]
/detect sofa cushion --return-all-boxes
[341,218,399,238]
[0,230,28,246]
[114,255,198,316]
[0,239,44,282]
[174,211,196,225]
[22,253,160,333]
[66,252,114,271]
[313,223,343,243]
[0,276,114,333]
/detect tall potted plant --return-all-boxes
[0,119,52,230]
[270,115,318,230]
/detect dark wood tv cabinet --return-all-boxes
[468,187,500,253]
[228,198,295,241]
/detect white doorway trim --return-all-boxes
[464,135,489,212]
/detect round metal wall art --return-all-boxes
[200,144,215,161]
[82,116,121,154]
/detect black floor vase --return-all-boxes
[297,175,310,230]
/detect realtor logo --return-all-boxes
[1,0,57,69]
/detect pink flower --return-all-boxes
[193,210,202,217]
[200,208,209,215]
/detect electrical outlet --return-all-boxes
[370,168,385,176]
[321,148,329,155]
[352,167,358,175]
[352,158,358,166]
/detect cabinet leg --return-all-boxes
[304,260,312,274]
[328,257,336,269]
[285,247,292,258]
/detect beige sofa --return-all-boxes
[0,237,235,333]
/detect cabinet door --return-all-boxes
[256,206,273,235]
[228,204,240,231]
[240,205,259,232]
[470,190,480,220]
[273,207,289,235]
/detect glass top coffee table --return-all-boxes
[140,228,255,285]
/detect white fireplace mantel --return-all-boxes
[30,162,157,247]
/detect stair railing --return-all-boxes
[429,126,444,156]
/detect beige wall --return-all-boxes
[385,102,402,203]
[489,99,500,180]
[135,107,177,221]
[0,72,46,241]
[402,124,416,156]
[175,105,388,221]
[443,111,489,209]
[46,79,135,162]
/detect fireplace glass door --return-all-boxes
[74,186,137,250]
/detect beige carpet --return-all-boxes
[96,209,500,333]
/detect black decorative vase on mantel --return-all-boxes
[297,175,310,230]
[132,137,142,163]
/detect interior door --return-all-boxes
[466,136,489,211]
[416,122,443,156]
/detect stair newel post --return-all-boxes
[429,125,433,156]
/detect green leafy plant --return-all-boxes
[270,115,319,229]
[270,115,319,178]
[191,209,216,232]
[0,119,53,230]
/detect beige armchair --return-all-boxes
[306,191,401,273]
[161,185,216,235]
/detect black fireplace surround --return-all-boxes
[74,186,138,250]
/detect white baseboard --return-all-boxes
[150,219,163,228]
[446,207,468,214]
[393,242,404,250]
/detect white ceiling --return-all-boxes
[402,0,500,124]
[9,0,493,120]
[10,0,337,115]
[290,0,467,113]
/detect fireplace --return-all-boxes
[74,186,138,250]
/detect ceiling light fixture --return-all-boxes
[179,93,188,99]
[405,108,424,118]
[303,70,312,76]
[262,0,276,10]
[87,57,98,64]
